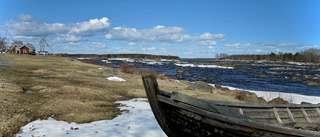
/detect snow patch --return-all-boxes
[16,98,167,137]
[108,58,135,62]
[175,63,233,69]
[107,76,126,82]
[210,84,320,104]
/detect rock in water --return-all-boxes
[257,74,267,78]
[307,82,319,87]
[186,81,213,93]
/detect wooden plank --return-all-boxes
[238,108,243,115]
[170,91,249,119]
[214,101,320,108]
[273,107,283,124]
[287,108,296,122]
[143,75,320,136]
[301,108,312,123]
[316,107,320,116]
[142,75,177,137]
[157,95,320,136]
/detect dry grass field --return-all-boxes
[0,54,264,136]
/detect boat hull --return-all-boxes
[142,75,320,137]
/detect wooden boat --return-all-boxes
[142,74,320,137]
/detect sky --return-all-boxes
[0,0,319,58]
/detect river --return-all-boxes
[81,58,320,97]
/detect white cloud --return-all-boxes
[225,42,241,47]
[64,45,79,51]
[258,42,319,51]
[161,43,172,47]
[128,42,136,46]
[220,39,226,42]
[92,42,107,48]
[208,46,215,49]
[199,40,217,45]
[295,45,318,50]
[225,42,251,48]
[53,34,86,43]
[7,20,69,37]
[12,35,38,41]
[68,17,110,35]
[6,15,110,43]
[105,25,224,45]
[154,25,165,29]
[16,14,34,22]
[142,47,156,51]
[68,42,81,45]
[260,42,302,47]
[197,32,225,39]
[105,26,188,43]
[255,49,265,52]
[242,43,252,47]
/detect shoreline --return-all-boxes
[214,84,320,104]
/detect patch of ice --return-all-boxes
[209,84,320,104]
[175,63,233,69]
[76,58,91,60]
[16,98,167,137]
[107,76,126,82]
[108,58,135,62]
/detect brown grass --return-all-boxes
[0,54,145,136]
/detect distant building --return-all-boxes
[7,41,36,54]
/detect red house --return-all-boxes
[8,43,36,54]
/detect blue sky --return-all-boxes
[0,0,319,58]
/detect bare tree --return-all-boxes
[302,48,320,63]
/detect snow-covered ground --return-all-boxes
[175,63,233,69]
[213,84,320,104]
[16,98,167,137]
[107,76,126,82]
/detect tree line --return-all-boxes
[226,48,320,63]
[0,37,8,52]
[57,53,180,60]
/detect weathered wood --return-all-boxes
[287,108,296,122]
[170,91,248,119]
[158,95,320,137]
[273,107,283,124]
[302,108,312,123]
[214,101,320,108]
[142,74,320,137]
[142,75,177,137]
[316,107,320,116]
[239,108,244,115]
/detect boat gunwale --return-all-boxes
[213,101,320,108]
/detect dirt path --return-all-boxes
[0,54,13,67]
